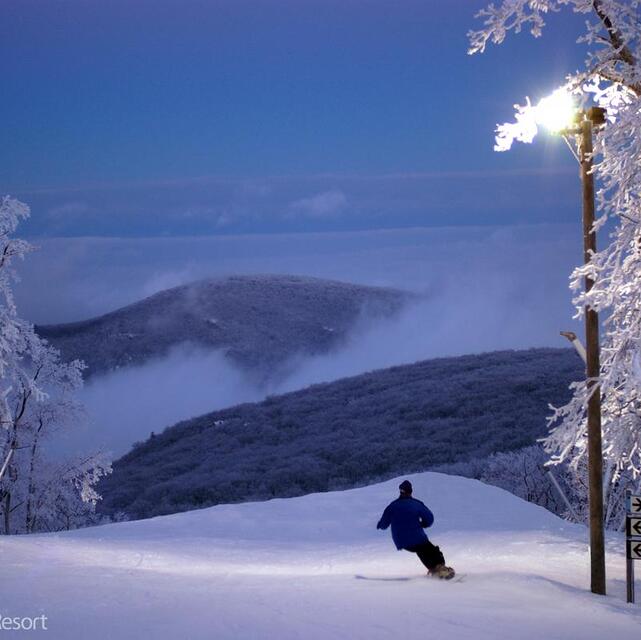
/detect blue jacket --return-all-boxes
[377,496,434,550]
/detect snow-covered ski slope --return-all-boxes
[2,472,639,639]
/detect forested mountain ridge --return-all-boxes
[37,274,409,380]
[99,347,582,520]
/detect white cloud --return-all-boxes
[288,190,347,219]
[141,267,199,298]
[46,201,92,219]
[19,169,578,238]
[55,346,264,457]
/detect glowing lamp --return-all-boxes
[533,88,577,133]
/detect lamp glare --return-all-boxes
[534,89,576,133]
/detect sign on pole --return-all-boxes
[630,495,641,514]
[629,541,641,561]
[627,517,641,538]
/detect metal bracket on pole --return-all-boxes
[560,331,587,364]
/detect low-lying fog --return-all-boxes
[22,225,583,456]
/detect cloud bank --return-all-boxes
[33,224,585,456]
[54,347,264,457]
[13,169,577,239]
[18,224,579,325]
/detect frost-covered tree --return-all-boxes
[0,196,112,533]
[469,1,641,521]
[480,445,567,514]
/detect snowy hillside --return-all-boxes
[100,348,581,519]
[36,274,408,380]
[4,472,638,639]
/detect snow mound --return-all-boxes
[1,472,639,639]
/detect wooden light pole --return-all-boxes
[578,107,607,595]
[559,106,607,595]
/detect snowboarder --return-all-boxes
[377,479,455,579]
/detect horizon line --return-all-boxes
[7,166,578,196]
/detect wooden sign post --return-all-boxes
[626,491,641,603]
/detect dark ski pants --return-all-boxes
[405,540,445,571]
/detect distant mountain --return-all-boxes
[37,275,409,380]
[98,347,583,520]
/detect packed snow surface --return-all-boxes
[2,472,639,639]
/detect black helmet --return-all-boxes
[399,480,412,495]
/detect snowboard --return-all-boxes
[355,573,465,583]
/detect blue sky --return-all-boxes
[2,1,595,455]
[2,0,588,237]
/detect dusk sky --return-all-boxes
[3,0,588,237]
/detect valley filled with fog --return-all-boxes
[25,224,582,456]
